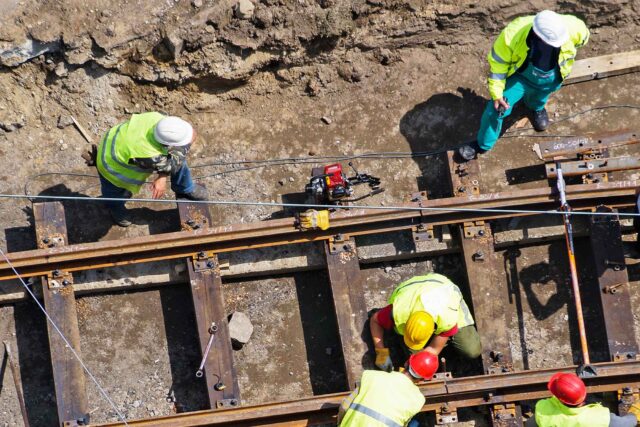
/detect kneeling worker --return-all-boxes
[370,273,481,371]
[338,351,438,427]
[527,372,639,427]
[96,112,208,227]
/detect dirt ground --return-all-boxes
[2,0,640,425]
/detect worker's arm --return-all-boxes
[565,15,590,48]
[487,26,514,102]
[608,412,637,427]
[370,310,386,349]
[425,335,449,355]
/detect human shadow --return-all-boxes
[399,88,485,197]
[31,184,181,243]
[400,88,530,196]
[294,271,348,394]
[511,240,609,365]
[159,286,209,412]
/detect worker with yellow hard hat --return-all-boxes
[370,273,481,371]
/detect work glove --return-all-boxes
[375,347,393,372]
[81,144,98,166]
[298,209,330,231]
[628,402,640,424]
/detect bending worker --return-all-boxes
[338,351,438,427]
[96,112,208,227]
[370,273,481,371]
[526,372,639,426]
[458,10,589,161]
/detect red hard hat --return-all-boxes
[408,351,439,380]
[547,373,586,406]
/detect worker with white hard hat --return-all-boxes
[458,10,590,161]
[96,112,208,226]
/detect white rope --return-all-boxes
[0,248,129,426]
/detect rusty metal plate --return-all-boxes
[536,130,640,160]
[546,155,640,178]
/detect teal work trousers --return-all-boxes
[477,70,562,151]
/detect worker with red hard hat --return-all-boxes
[527,372,639,426]
[370,273,481,372]
[337,351,438,427]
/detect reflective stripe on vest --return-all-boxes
[99,125,147,187]
[535,397,610,427]
[347,403,402,427]
[339,371,425,427]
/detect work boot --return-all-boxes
[456,141,485,162]
[531,108,550,132]
[177,184,209,201]
[109,209,132,227]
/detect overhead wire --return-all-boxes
[0,247,130,426]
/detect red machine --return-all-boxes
[305,162,382,204]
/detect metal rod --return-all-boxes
[556,163,591,367]
[4,341,30,427]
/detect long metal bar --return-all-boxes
[1,181,637,281]
[536,130,639,160]
[3,341,30,427]
[93,359,640,427]
[178,203,240,409]
[33,202,89,425]
[546,155,640,178]
[588,206,640,360]
[324,238,370,388]
[556,166,592,370]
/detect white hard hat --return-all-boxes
[153,116,194,147]
[532,10,569,48]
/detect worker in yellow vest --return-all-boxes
[458,10,589,161]
[370,273,481,372]
[96,112,208,227]
[337,351,438,427]
[526,373,639,427]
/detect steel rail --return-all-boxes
[0,180,637,280]
[93,360,640,427]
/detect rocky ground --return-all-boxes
[1,0,640,425]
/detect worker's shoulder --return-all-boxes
[503,15,534,34]
[560,14,588,31]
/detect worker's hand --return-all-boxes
[493,97,510,112]
[298,209,330,231]
[152,176,167,199]
[374,347,393,372]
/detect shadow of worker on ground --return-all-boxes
[399,88,485,197]
[25,184,179,244]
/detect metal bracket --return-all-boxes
[435,403,458,425]
[181,213,209,231]
[618,387,639,415]
[328,234,354,254]
[613,352,639,362]
[216,398,240,409]
[47,269,73,289]
[432,371,452,381]
[491,403,519,427]
[488,350,513,375]
[582,172,608,184]
[413,223,435,242]
[192,251,218,272]
[463,221,487,239]
[39,233,65,249]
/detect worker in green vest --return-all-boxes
[458,10,589,161]
[337,351,438,427]
[96,112,208,227]
[526,372,639,427]
[370,273,481,372]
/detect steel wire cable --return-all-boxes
[1,193,639,219]
[0,247,130,426]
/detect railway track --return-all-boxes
[1,131,640,426]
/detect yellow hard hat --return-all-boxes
[404,311,434,350]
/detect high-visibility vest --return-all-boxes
[487,14,589,100]
[535,397,610,427]
[339,370,425,427]
[389,273,474,336]
[97,112,168,193]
